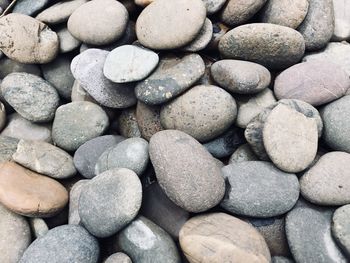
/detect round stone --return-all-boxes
[221,161,300,217]
[68,0,129,45]
[332,0,350,41]
[57,26,81,53]
[179,213,271,263]
[149,130,225,212]
[1,73,59,122]
[332,204,350,257]
[136,101,163,141]
[0,13,59,64]
[0,161,68,217]
[219,23,305,70]
[52,101,109,151]
[202,0,226,14]
[105,252,132,263]
[229,144,258,163]
[136,0,206,49]
[68,179,89,225]
[160,85,237,142]
[104,45,159,83]
[182,18,213,52]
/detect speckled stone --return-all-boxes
[229,144,258,163]
[29,218,49,238]
[332,204,350,257]
[0,135,18,163]
[68,179,89,225]
[136,101,163,141]
[104,252,132,263]
[117,108,142,138]
[182,18,213,52]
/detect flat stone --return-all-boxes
[332,0,350,41]
[332,204,350,257]
[149,130,225,212]
[79,168,142,238]
[12,0,49,16]
[0,57,41,79]
[105,253,132,263]
[0,135,18,162]
[29,218,49,238]
[179,213,271,263]
[117,108,142,138]
[136,0,206,49]
[68,179,89,225]
[160,85,237,142]
[221,161,299,217]
[57,26,81,53]
[182,18,213,52]
[229,144,258,163]
[202,0,226,14]
[135,54,205,105]
[19,225,99,263]
[136,101,163,141]
[219,23,305,70]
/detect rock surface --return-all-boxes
[332,204,350,257]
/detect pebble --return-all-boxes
[0,203,31,263]
[0,161,68,217]
[300,151,350,205]
[0,14,59,64]
[229,143,258,163]
[332,0,350,41]
[68,179,89,225]
[19,225,100,263]
[117,108,141,138]
[12,0,49,16]
[207,22,229,50]
[160,85,237,142]
[0,57,41,79]
[13,139,76,179]
[182,18,213,52]
[136,0,206,49]
[68,0,129,45]
[105,252,132,263]
[95,138,149,176]
[57,27,81,53]
[221,161,299,217]
[116,216,180,263]
[104,45,159,83]
[149,130,225,212]
[29,218,49,238]
[1,73,59,122]
[272,257,295,263]
[211,59,271,94]
[136,101,163,141]
[0,135,18,162]
[219,23,305,69]
[52,101,109,152]
[70,80,96,103]
[135,54,205,105]
[179,213,271,262]
[79,168,142,238]
[332,204,350,257]
[202,0,226,14]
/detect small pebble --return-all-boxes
[0,135,19,162]
[182,18,213,52]
[105,252,132,263]
[117,108,142,138]
[229,143,258,163]
[29,218,49,238]
[57,26,81,54]
[68,179,89,225]
[332,204,350,257]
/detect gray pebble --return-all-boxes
[13,0,49,16]
[0,57,41,79]
[57,27,81,54]
[332,204,350,257]
[272,257,295,263]
[0,135,19,162]
[117,108,142,138]
[29,218,49,238]
[182,18,213,52]
[228,144,258,163]
[105,253,132,263]
[68,179,89,225]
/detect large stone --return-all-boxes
[332,204,350,257]
[332,0,350,41]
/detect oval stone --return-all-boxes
[182,18,213,52]
[57,26,81,53]
[332,204,350,257]
[105,253,132,263]
[29,217,49,239]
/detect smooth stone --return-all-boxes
[71,49,136,108]
[219,23,305,70]
[149,130,225,212]
[0,57,41,79]
[57,27,81,53]
[1,113,51,142]
[203,0,226,14]
[321,95,350,152]
[272,257,295,263]
[79,168,142,238]
[12,0,49,15]
[332,204,350,256]
[13,139,76,179]
[263,104,318,173]
[182,18,213,52]
[297,0,334,51]
[52,101,109,152]
[36,0,88,24]
[0,203,31,263]
[1,73,59,122]
[332,0,350,40]
[211,59,271,94]
[117,108,142,138]
[0,14,59,64]
[221,161,299,217]
[95,138,149,176]
[135,54,205,105]
[286,201,347,263]
[136,0,206,49]
[274,61,349,106]
[105,253,132,263]
[229,144,258,163]
[71,80,96,103]
[300,152,350,205]
[136,101,163,141]
[68,179,89,225]
[220,0,267,26]
[0,161,68,217]
[19,225,99,263]
[68,0,129,45]
[260,0,309,29]
[179,213,271,263]
[160,85,237,142]
[0,135,18,162]
[74,135,124,179]
[41,55,75,99]
[116,216,181,263]
[29,218,49,238]
[104,45,159,83]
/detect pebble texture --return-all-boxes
[57,27,81,53]
[332,204,350,257]
[0,135,18,163]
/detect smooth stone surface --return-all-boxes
[0,161,68,217]
[160,85,237,142]
[13,139,76,179]
[116,216,180,263]
[79,168,142,238]
[57,27,81,53]
[71,80,96,103]
[117,108,142,138]
[0,135,18,162]
[179,213,271,263]
[95,138,149,176]
[182,18,213,52]
[203,0,226,14]
[221,161,299,217]
[1,73,59,122]
[19,225,99,263]
[29,218,49,238]
[136,101,163,141]
[68,179,89,225]
[52,101,109,152]
[136,0,206,49]
[71,49,137,108]
[229,144,258,163]
[211,59,271,94]
[332,0,350,40]
[149,130,225,212]
[104,45,159,83]
[274,61,349,106]
[0,14,59,64]
[219,23,305,70]
[12,0,49,15]
[297,0,334,51]
[0,203,31,263]
[105,253,132,263]
[0,57,41,79]
[135,54,205,105]
[272,257,294,263]
[332,204,350,257]
[300,152,350,205]
[68,0,129,45]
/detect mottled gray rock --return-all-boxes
[202,0,226,14]
[182,18,213,52]
[0,135,18,162]
[332,0,350,41]
[105,253,132,263]
[117,108,142,138]
[57,27,81,53]
[29,218,49,238]
[68,179,89,225]
[0,57,41,79]
[229,144,258,163]
[136,101,163,141]
[13,0,49,16]
[272,257,294,263]
[332,204,350,257]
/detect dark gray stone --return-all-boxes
[332,204,350,257]
[13,0,49,16]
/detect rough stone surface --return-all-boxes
[332,204,350,257]
[182,18,213,52]
[0,135,18,163]
[332,0,350,41]
[136,101,163,141]
[68,179,89,225]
